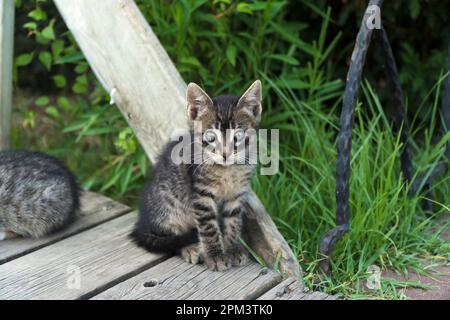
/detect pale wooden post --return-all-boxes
[0,0,14,150]
[54,0,301,278]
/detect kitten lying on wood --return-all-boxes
[0,150,80,240]
[131,80,262,271]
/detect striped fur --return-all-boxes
[130,81,262,271]
[0,150,80,239]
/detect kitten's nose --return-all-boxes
[222,151,227,160]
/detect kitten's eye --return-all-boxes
[203,130,216,143]
[234,129,245,142]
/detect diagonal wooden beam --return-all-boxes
[54,0,301,278]
[0,0,14,150]
[54,0,186,161]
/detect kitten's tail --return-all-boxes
[129,228,198,254]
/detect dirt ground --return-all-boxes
[382,213,450,300]
[382,265,450,300]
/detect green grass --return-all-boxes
[253,76,449,299]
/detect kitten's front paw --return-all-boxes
[228,244,249,266]
[181,244,203,265]
[204,253,231,272]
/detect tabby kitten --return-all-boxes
[131,80,262,271]
[0,150,80,240]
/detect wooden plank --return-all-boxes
[53,0,186,162]
[0,191,131,264]
[92,257,282,300]
[54,0,301,279]
[244,192,301,278]
[0,212,168,300]
[258,277,337,300]
[0,0,14,150]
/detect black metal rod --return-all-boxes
[375,26,413,183]
[319,0,384,274]
[372,26,436,210]
[319,3,448,275]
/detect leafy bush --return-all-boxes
[13,0,149,201]
[298,0,449,103]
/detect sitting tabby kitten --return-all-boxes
[131,80,262,271]
[0,150,80,240]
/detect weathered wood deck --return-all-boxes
[0,192,334,300]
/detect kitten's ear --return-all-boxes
[186,82,214,121]
[236,80,262,124]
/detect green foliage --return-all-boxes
[14,0,328,201]
[256,77,449,298]
[13,0,148,201]
[299,0,449,104]
[138,0,303,94]
[11,0,449,298]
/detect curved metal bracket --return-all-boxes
[319,0,385,273]
[319,0,449,274]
